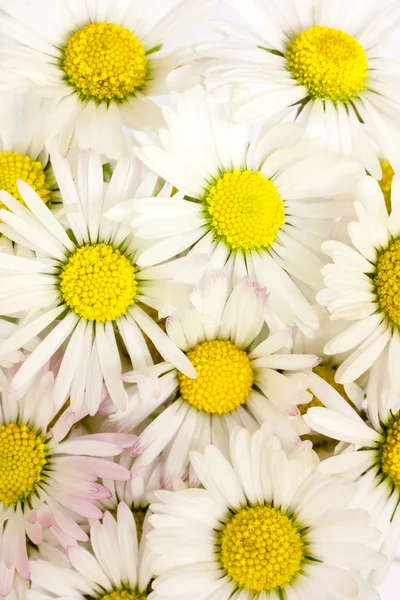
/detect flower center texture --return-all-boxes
[374,239,400,328]
[286,25,368,102]
[203,170,285,252]
[379,160,394,213]
[0,423,48,507]
[381,416,400,487]
[178,340,254,414]
[63,22,148,102]
[101,587,147,600]
[60,243,137,322]
[219,505,304,592]
[0,151,51,209]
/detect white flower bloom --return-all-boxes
[148,424,383,600]
[30,502,152,600]
[111,273,322,484]
[0,367,134,596]
[317,175,400,392]
[107,86,363,334]
[304,361,400,585]
[0,0,215,159]
[0,320,38,392]
[200,0,400,176]
[0,148,195,415]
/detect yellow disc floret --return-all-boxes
[381,416,400,487]
[379,160,394,213]
[0,151,51,208]
[220,505,304,592]
[286,25,368,102]
[60,243,137,322]
[374,239,400,328]
[101,588,147,600]
[63,22,148,101]
[0,423,48,507]
[204,170,285,251]
[179,340,254,414]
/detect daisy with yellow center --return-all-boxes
[30,503,151,600]
[304,367,400,585]
[148,425,383,599]
[200,0,400,177]
[0,148,195,417]
[0,0,216,159]
[113,272,320,484]
[0,367,135,597]
[317,174,400,393]
[109,86,362,333]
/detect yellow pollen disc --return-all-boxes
[379,160,394,213]
[63,22,148,101]
[381,416,400,487]
[101,588,147,600]
[220,505,304,592]
[0,151,51,209]
[203,170,285,252]
[286,25,368,102]
[374,239,400,328]
[0,423,48,507]
[60,243,137,322]
[179,340,254,415]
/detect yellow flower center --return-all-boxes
[0,423,48,507]
[374,239,400,328]
[101,588,147,600]
[286,25,368,102]
[219,505,304,592]
[0,151,51,209]
[63,22,148,102]
[203,170,285,252]
[178,340,254,415]
[133,507,147,542]
[381,416,400,487]
[60,243,137,322]
[379,160,394,213]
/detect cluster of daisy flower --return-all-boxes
[0,0,400,598]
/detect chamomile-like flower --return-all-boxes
[317,175,400,393]
[0,148,195,415]
[0,0,215,159]
[0,92,59,254]
[201,0,400,176]
[30,502,153,600]
[304,358,400,585]
[108,86,362,333]
[148,424,383,599]
[111,274,320,484]
[0,367,134,596]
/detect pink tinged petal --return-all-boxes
[37,505,55,529]
[81,457,132,481]
[0,561,14,597]
[54,494,104,519]
[76,433,136,449]
[50,410,76,443]
[45,498,90,543]
[53,440,124,457]
[25,519,43,545]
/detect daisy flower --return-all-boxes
[0,147,195,415]
[148,424,384,599]
[108,86,362,333]
[200,0,400,176]
[30,502,153,600]
[0,92,59,254]
[0,367,134,595]
[111,273,321,484]
[304,358,400,584]
[317,174,400,393]
[0,0,216,159]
